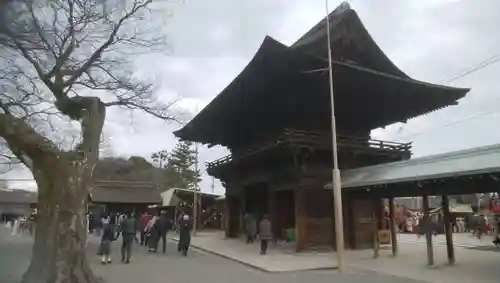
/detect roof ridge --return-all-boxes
[292,2,351,47]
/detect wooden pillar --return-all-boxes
[294,186,305,252]
[442,195,456,264]
[342,195,353,249]
[422,194,434,266]
[239,189,246,234]
[388,196,398,256]
[267,186,277,243]
[224,196,231,238]
[372,198,380,258]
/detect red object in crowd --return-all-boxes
[140,214,152,230]
[490,198,500,213]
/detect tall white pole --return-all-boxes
[192,103,200,236]
[193,142,199,236]
[325,0,345,271]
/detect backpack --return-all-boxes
[156,216,172,232]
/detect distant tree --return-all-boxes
[151,149,169,168]
[161,140,200,190]
[94,156,157,182]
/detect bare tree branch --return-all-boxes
[0,112,60,171]
[0,0,178,158]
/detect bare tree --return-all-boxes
[0,1,178,282]
[0,142,21,174]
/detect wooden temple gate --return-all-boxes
[174,3,469,252]
[215,128,413,251]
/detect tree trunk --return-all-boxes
[21,159,101,283]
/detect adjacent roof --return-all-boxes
[174,3,469,148]
[161,188,222,207]
[90,181,161,204]
[160,188,178,207]
[0,189,37,204]
[340,144,500,188]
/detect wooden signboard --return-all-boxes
[378,230,391,245]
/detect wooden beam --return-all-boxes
[294,186,304,252]
[388,196,398,256]
[372,198,380,259]
[422,194,434,266]
[442,195,456,264]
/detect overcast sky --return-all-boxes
[5,0,500,194]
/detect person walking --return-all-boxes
[100,217,116,264]
[139,211,152,246]
[146,215,159,252]
[258,215,272,255]
[177,214,192,256]
[243,213,257,244]
[119,212,137,264]
[97,213,112,256]
[156,210,173,253]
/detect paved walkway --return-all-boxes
[397,233,498,249]
[0,226,427,283]
[169,231,500,283]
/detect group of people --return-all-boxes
[138,210,192,256]
[92,210,193,265]
[2,212,36,236]
[243,213,272,255]
[97,211,138,264]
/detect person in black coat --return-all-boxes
[156,210,173,253]
[100,216,116,264]
[177,215,192,256]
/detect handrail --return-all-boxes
[206,129,412,169]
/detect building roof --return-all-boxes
[0,189,37,204]
[161,188,222,207]
[174,4,469,148]
[339,144,500,189]
[90,182,161,204]
[291,2,408,78]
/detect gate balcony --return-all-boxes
[206,128,412,171]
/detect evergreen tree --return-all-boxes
[151,150,169,168]
[156,140,201,190]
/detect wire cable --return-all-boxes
[394,108,500,141]
[441,53,500,84]
[390,52,500,139]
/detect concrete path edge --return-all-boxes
[168,237,338,273]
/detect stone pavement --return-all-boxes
[170,231,336,272]
[397,232,498,250]
[170,230,500,283]
[0,226,427,283]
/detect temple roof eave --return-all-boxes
[173,36,469,145]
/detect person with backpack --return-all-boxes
[100,213,115,264]
[156,210,173,253]
[119,212,137,264]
